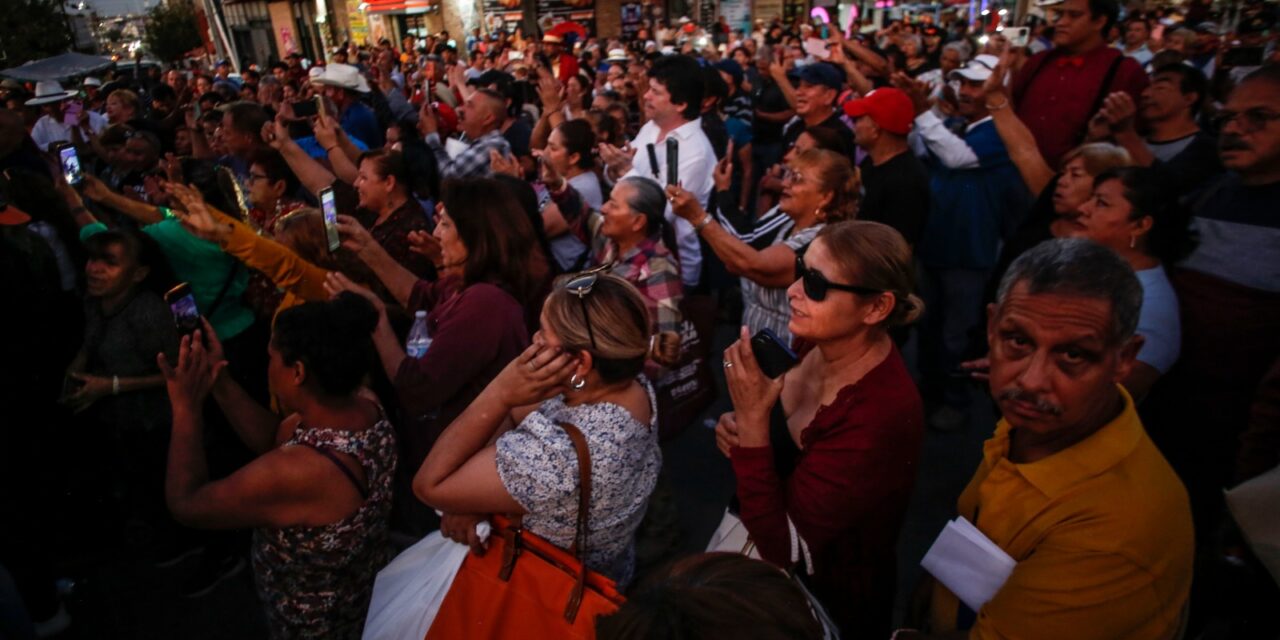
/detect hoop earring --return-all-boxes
[570,373,586,391]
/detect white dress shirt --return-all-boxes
[624,117,715,287]
[31,110,108,152]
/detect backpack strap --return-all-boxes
[1078,54,1127,146]
[300,442,368,500]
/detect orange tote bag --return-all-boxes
[426,423,625,640]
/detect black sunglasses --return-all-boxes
[795,249,883,301]
[562,264,612,351]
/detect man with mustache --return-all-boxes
[1094,63,1221,193]
[895,55,1031,432]
[1141,65,1280,552]
[903,238,1193,639]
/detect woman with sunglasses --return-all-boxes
[415,273,677,588]
[714,220,925,638]
[668,148,860,346]
[326,178,550,535]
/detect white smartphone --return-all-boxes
[1005,26,1031,48]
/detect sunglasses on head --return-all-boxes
[795,248,883,301]
[562,264,613,351]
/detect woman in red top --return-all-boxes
[717,220,926,638]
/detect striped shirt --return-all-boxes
[714,200,823,346]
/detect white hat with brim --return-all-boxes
[605,48,629,63]
[948,54,1000,82]
[312,63,370,93]
[25,80,77,106]
[83,77,102,87]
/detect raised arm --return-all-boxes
[264,118,338,194]
[80,175,165,225]
[984,54,1054,196]
[668,185,798,288]
[313,114,361,185]
[335,214,419,308]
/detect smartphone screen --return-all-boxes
[165,283,201,335]
[1006,27,1030,48]
[320,187,340,252]
[58,144,83,186]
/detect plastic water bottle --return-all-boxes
[405,310,432,358]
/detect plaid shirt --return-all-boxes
[425,129,511,180]
[589,214,684,335]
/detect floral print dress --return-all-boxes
[251,413,397,639]
[495,377,662,588]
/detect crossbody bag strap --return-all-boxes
[202,262,242,319]
[557,422,592,622]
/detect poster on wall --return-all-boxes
[345,0,369,44]
[535,0,597,35]
[621,3,644,39]
[697,0,716,29]
[782,0,806,22]
[720,0,749,31]
[482,0,523,32]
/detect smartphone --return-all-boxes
[55,142,83,186]
[292,98,318,118]
[1222,46,1264,67]
[1005,26,1030,48]
[750,329,800,379]
[315,95,327,121]
[665,137,679,187]
[320,186,340,253]
[193,101,202,120]
[164,282,202,336]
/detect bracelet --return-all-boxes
[985,98,1010,111]
[693,214,713,233]
[112,375,120,396]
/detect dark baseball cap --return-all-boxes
[714,59,744,87]
[787,62,846,90]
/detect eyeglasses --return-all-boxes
[795,250,883,301]
[1214,108,1280,134]
[246,172,270,183]
[781,167,807,185]
[562,264,612,351]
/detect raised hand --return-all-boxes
[665,184,705,223]
[713,140,734,192]
[323,271,385,315]
[158,331,228,410]
[489,148,522,178]
[890,71,931,116]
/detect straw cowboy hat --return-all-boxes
[24,80,77,106]
[311,63,370,93]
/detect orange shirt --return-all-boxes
[929,387,1194,639]
[217,211,329,318]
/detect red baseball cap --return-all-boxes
[0,203,31,226]
[842,88,914,136]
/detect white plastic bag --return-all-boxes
[362,530,473,639]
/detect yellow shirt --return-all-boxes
[929,387,1193,639]
[217,211,329,318]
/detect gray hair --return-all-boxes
[617,176,667,236]
[996,238,1143,344]
[942,41,969,59]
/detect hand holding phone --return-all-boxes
[320,187,340,253]
[750,329,800,379]
[165,283,202,336]
[55,143,83,187]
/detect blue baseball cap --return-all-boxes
[787,61,845,90]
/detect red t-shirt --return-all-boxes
[1012,44,1148,169]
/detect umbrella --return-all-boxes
[1,52,115,82]
[547,21,588,42]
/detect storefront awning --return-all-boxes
[359,0,435,14]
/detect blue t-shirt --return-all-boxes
[1135,265,1181,374]
[341,101,384,149]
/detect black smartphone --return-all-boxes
[320,186,340,253]
[292,98,319,118]
[1222,46,1264,68]
[750,329,800,379]
[164,282,202,336]
[55,142,83,186]
[665,137,679,187]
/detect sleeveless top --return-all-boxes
[250,410,397,639]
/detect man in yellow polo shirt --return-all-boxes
[901,239,1194,640]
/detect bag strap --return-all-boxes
[202,262,241,320]
[300,442,368,500]
[1078,54,1126,146]
[558,422,592,622]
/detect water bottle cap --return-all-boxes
[415,310,427,318]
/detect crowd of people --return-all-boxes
[0,0,1277,637]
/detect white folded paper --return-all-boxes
[921,517,1017,612]
[1225,464,1280,585]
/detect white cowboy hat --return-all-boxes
[24,80,77,106]
[82,77,102,87]
[605,48,629,63]
[312,63,369,93]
